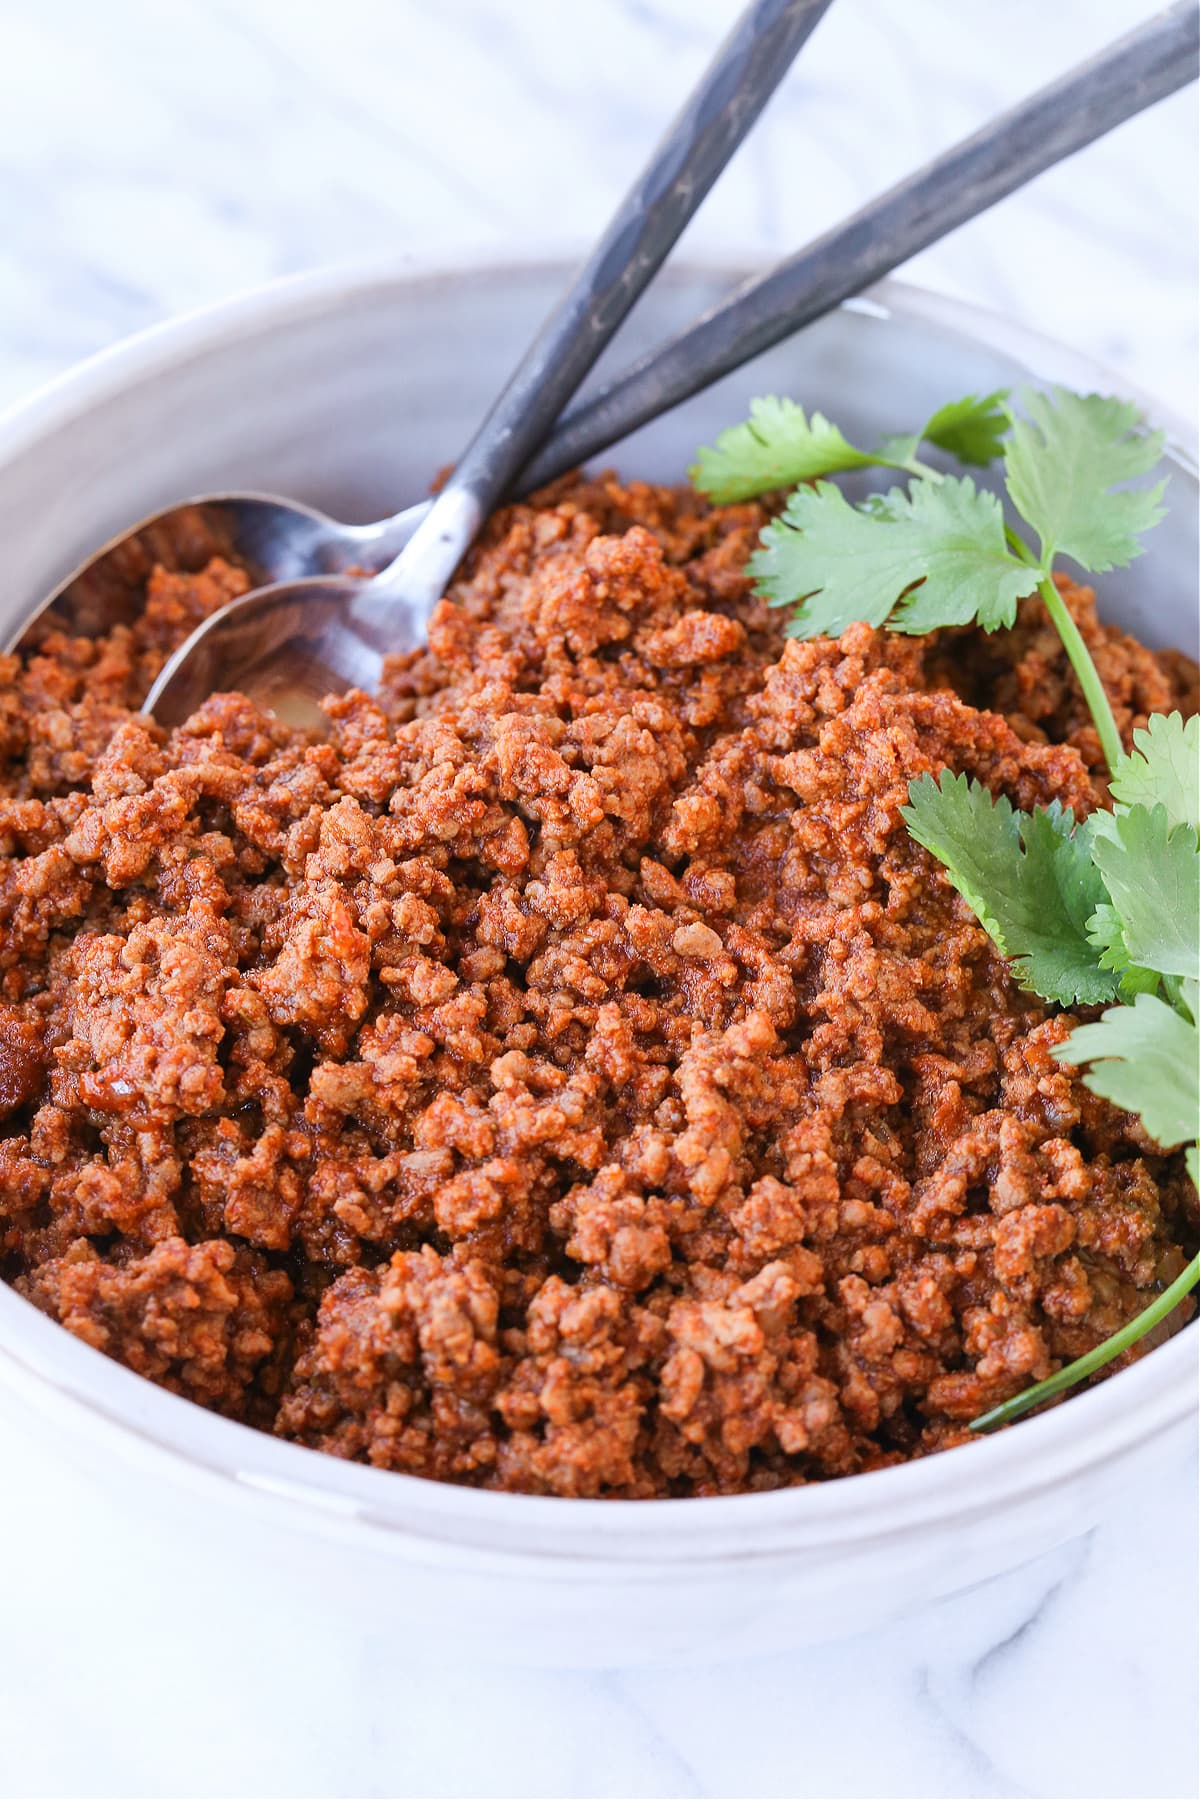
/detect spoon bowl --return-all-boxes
[9,490,428,655]
[145,561,432,728]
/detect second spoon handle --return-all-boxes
[522,0,1200,489]
[380,0,833,605]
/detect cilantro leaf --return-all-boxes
[1085,902,1161,998]
[691,389,1011,504]
[1004,387,1167,573]
[890,480,1041,633]
[919,390,1010,466]
[1090,803,1200,982]
[901,773,1119,1006]
[690,399,880,503]
[1053,993,1199,1150]
[1109,712,1199,829]
[751,476,1040,640]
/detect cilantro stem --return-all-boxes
[906,458,942,482]
[1001,532,1123,772]
[1035,574,1123,776]
[970,1246,1200,1432]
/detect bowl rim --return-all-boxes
[2,245,1195,458]
[0,247,1194,1565]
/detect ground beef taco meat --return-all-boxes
[1,474,1195,1496]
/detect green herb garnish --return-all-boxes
[731,386,1168,773]
[747,475,1039,638]
[908,718,1200,1426]
[693,385,1199,1430]
[690,390,1009,503]
[1108,712,1199,827]
[901,780,1118,1008]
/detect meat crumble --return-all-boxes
[0,475,1195,1496]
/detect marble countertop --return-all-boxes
[0,2,1195,1796]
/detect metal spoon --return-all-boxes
[11,0,834,727]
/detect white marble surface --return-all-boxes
[0,1433,1195,1800]
[0,3,1196,1797]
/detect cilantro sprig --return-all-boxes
[911,716,1200,1429]
[693,385,1198,1431]
[690,390,1009,503]
[718,385,1168,773]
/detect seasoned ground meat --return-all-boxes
[1,475,1196,1494]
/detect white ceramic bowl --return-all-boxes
[0,255,1195,1669]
